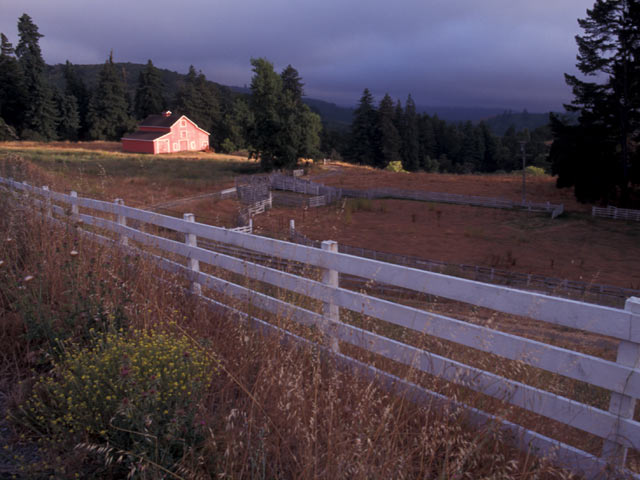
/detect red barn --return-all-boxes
[121,111,210,154]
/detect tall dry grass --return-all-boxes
[0,161,585,478]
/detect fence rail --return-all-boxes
[267,173,564,218]
[2,176,639,479]
[288,229,639,307]
[593,205,640,222]
[148,187,237,211]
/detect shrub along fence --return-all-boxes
[2,176,639,479]
[593,205,640,222]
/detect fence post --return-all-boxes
[41,186,52,217]
[248,218,253,233]
[602,296,640,466]
[183,213,202,295]
[289,219,295,238]
[70,191,79,218]
[321,240,340,353]
[113,199,129,246]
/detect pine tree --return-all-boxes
[174,65,219,140]
[54,88,80,140]
[377,94,401,168]
[401,95,420,171]
[134,59,166,120]
[16,14,57,140]
[348,88,379,165]
[0,33,26,131]
[247,58,283,169]
[551,0,640,204]
[278,64,321,166]
[86,51,135,140]
[63,61,90,138]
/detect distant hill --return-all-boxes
[45,62,567,136]
[482,110,551,135]
[46,62,233,103]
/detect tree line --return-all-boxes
[323,89,551,173]
[0,13,552,176]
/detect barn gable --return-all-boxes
[121,111,211,154]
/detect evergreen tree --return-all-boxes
[348,88,379,165]
[278,64,321,164]
[377,93,401,168]
[247,58,283,169]
[174,65,220,142]
[0,33,25,131]
[54,88,80,140]
[220,96,251,153]
[134,59,166,120]
[246,59,320,169]
[478,121,499,172]
[86,51,135,140]
[418,114,437,171]
[63,61,90,138]
[16,14,57,140]
[552,0,640,204]
[401,95,420,171]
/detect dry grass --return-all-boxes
[0,156,586,478]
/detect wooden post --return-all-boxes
[70,191,79,218]
[184,213,201,295]
[114,198,128,246]
[289,219,295,238]
[248,218,253,233]
[321,240,340,353]
[42,186,52,217]
[602,297,640,466]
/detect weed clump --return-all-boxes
[13,327,217,477]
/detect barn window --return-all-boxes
[180,130,187,138]
[191,141,196,149]
[180,119,186,127]
[173,143,178,150]
[202,141,207,148]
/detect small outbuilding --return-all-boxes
[121,111,210,154]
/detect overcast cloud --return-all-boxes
[0,0,593,111]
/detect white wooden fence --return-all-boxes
[149,187,237,211]
[2,176,640,479]
[593,205,640,222]
[288,227,640,307]
[268,173,564,218]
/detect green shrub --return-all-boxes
[385,161,407,173]
[13,327,217,477]
[525,165,547,176]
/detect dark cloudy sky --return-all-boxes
[0,0,593,112]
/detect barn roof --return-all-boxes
[139,113,182,128]
[121,130,169,142]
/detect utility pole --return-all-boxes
[519,141,527,204]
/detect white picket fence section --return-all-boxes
[593,205,640,222]
[2,176,640,479]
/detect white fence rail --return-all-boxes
[148,187,237,211]
[268,173,564,218]
[593,205,640,222]
[288,228,640,307]
[2,176,639,479]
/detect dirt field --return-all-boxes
[251,163,640,290]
